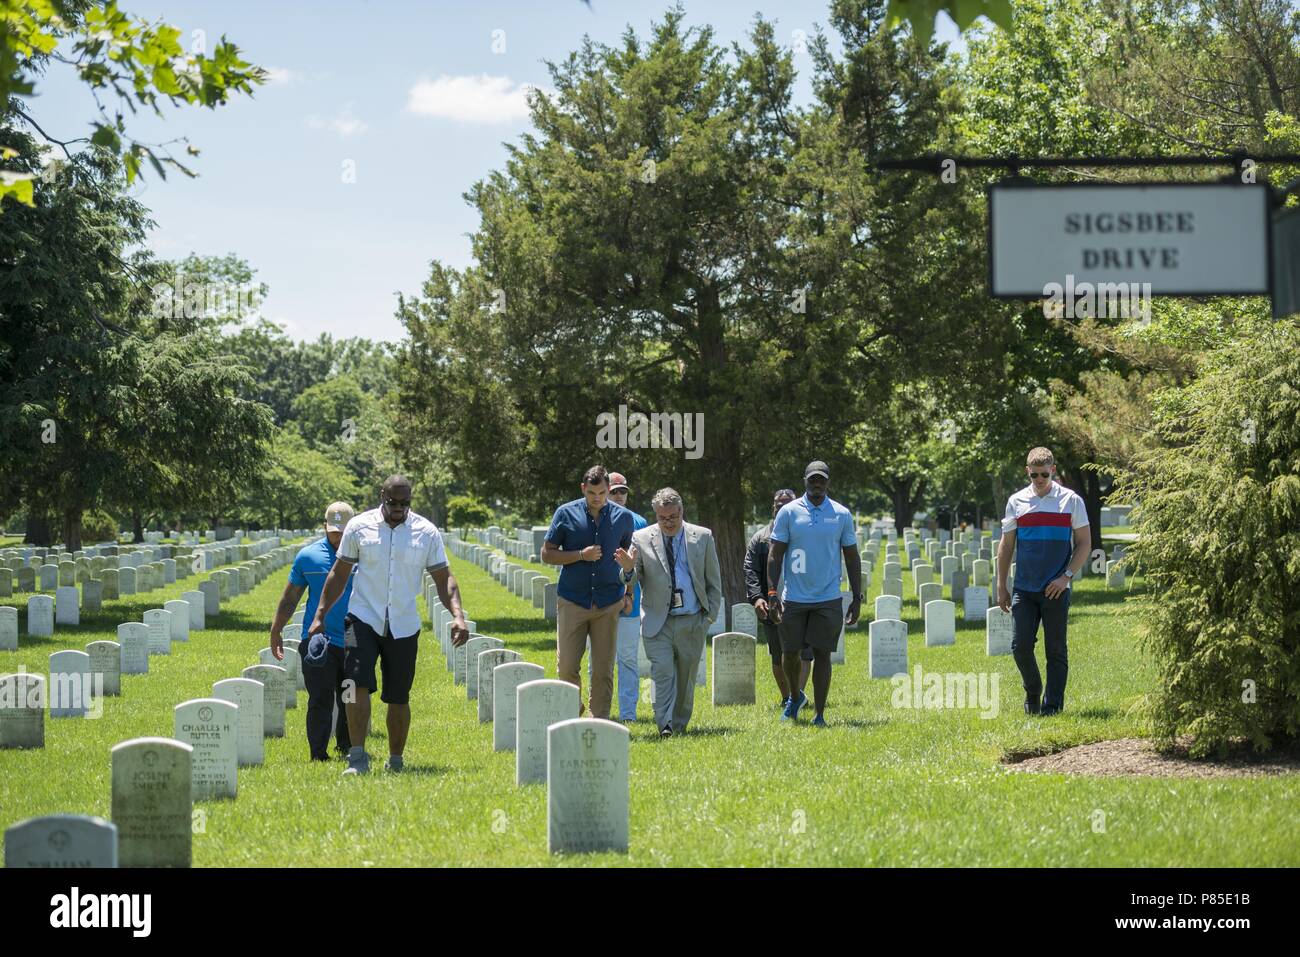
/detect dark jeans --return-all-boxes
[1010,587,1070,712]
[299,642,352,760]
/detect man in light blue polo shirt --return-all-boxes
[767,461,861,726]
[269,502,359,761]
[607,471,648,722]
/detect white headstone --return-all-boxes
[476,648,522,722]
[111,737,192,867]
[986,606,1014,656]
[464,635,504,700]
[242,664,286,737]
[257,648,296,710]
[711,632,756,705]
[924,599,956,647]
[0,605,16,650]
[0,672,44,748]
[48,649,92,718]
[55,585,80,626]
[492,661,545,751]
[182,591,206,630]
[4,814,118,868]
[874,594,902,621]
[198,580,220,616]
[86,640,121,696]
[868,619,908,678]
[26,595,53,637]
[212,678,264,766]
[173,698,238,800]
[144,608,172,656]
[118,622,149,675]
[164,600,191,642]
[516,679,580,786]
[730,602,758,638]
[918,581,942,614]
[963,586,989,622]
[546,718,629,854]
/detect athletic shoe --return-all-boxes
[384,755,404,773]
[812,714,828,728]
[342,753,370,776]
[1039,706,1061,717]
[780,696,791,711]
[782,690,808,721]
[659,725,673,738]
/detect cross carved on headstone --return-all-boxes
[582,728,596,749]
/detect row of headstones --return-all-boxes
[444,534,560,622]
[2,556,310,866]
[425,584,635,854]
[1,540,307,746]
[0,537,304,646]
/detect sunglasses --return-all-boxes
[1028,471,1052,479]
[383,499,411,508]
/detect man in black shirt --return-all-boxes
[744,488,811,708]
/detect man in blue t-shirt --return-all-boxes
[767,461,862,726]
[607,471,648,722]
[269,502,360,761]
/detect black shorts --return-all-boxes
[760,620,814,661]
[778,599,842,655]
[343,614,419,705]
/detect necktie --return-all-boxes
[664,532,677,592]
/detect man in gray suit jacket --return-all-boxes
[614,487,723,736]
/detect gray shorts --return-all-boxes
[778,598,843,655]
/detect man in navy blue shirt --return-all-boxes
[541,465,637,720]
[269,502,361,761]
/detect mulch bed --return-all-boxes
[1002,736,1300,779]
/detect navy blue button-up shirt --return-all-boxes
[545,498,637,609]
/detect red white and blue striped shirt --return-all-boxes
[1001,481,1089,592]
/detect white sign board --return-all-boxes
[989,182,1270,297]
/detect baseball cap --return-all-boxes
[324,502,355,532]
[804,461,830,480]
[608,472,630,492]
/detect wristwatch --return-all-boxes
[1064,570,1074,579]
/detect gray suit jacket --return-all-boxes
[627,521,723,638]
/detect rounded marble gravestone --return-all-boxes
[144,608,172,656]
[0,672,44,748]
[164,600,191,642]
[181,590,206,630]
[875,594,902,621]
[492,661,545,752]
[463,635,503,699]
[730,602,758,638]
[516,679,580,786]
[86,640,122,696]
[0,605,17,651]
[986,606,1014,656]
[242,664,286,737]
[111,737,193,868]
[212,678,264,766]
[869,618,908,679]
[26,594,53,637]
[711,632,756,706]
[258,648,297,710]
[48,649,92,718]
[546,718,629,855]
[476,648,522,723]
[173,698,238,800]
[118,622,149,675]
[4,814,118,868]
[924,599,956,647]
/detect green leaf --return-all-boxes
[90,125,122,151]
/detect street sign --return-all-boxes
[989,182,1271,298]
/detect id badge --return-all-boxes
[670,588,684,609]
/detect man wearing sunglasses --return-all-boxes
[997,448,1090,716]
[311,474,470,775]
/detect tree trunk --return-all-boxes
[131,508,144,543]
[61,508,82,552]
[1060,468,1103,553]
[24,511,52,546]
[886,477,925,532]
[991,473,1005,523]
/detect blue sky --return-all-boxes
[36,1,961,343]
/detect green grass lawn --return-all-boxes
[1,540,1295,867]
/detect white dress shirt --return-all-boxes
[337,507,447,638]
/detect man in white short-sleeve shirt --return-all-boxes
[312,474,469,775]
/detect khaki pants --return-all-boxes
[556,596,622,719]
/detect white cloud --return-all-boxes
[405,73,546,124]
[306,107,368,138]
[263,66,296,85]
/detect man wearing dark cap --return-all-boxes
[745,488,811,709]
[607,471,649,722]
[766,461,861,726]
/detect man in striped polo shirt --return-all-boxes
[997,447,1090,716]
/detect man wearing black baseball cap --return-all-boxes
[766,461,862,726]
